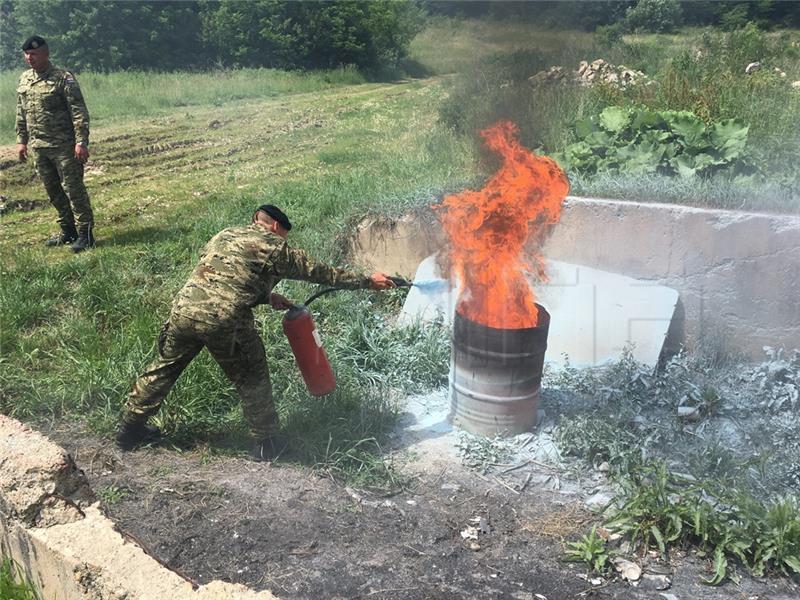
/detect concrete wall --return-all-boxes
[0,415,277,600]
[350,197,800,358]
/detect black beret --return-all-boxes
[22,36,47,51]
[256,204,292,231]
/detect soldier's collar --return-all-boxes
[33,63,54,80]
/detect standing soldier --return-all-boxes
[117,204,395,460]
[16,35,95,252]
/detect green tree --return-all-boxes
[0,0,21,70]
[202,0,424,71]
[625,0,683,33]
[7,0,207,71]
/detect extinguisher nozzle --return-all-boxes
[389,276,412,287]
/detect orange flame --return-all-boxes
[437,121,569,329]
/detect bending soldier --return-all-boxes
[117,204,395,460]
[16,35,95,252]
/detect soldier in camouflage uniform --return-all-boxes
[117,204,394,460]
[16,36,95,253]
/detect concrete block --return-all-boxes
[355,197,800,357]
[400,255,679,368]
[0,415,277,600]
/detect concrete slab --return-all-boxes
[399,255,679,368]
[352,198,800,357]
[0,415,277,600]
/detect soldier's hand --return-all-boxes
[17,144,27,162]
[74,144,89,164]
[369,273,396,291]
[269,292,294,310]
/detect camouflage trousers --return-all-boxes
[124,312,278,439]
[31,145,93,228]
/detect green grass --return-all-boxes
[430,20,800,211]
[0,558,40,600]
[0,74,461,489]
[2,16,799,493]
[0,66,366,144]
[547,348,800,582]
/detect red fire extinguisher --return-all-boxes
[282,303,336,396]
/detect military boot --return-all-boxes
[116,421,162,451]
[45,223,78,247]
[251,433,288,462]
[71,224,95,253]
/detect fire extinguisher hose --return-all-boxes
[300,277,411,308]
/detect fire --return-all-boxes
[437,121,569,329]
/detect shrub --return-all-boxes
[625,0,683,33]
[555,106,754,179]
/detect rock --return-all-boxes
[659,594,680,600]
[640,573,672,590]
[792,81,800,90]
[585,489,615,512]
[613,557,642,581]
[677,405,701,421]
[745,61,761,74]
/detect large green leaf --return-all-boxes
[664,111,706,148]
[710,119,749,149]
[584,130,615,148]
[784,555,800,574]
[616,141,664,173]
[575,117,598,138]
[701,547,728,585]
[631,110,666,131]
[599,106,631,133]
[692,153,716,172]
[711,119,750,161]
[562,107,755,179]
[670,154,697,178]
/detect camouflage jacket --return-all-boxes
[172,224,371,324]
[16,64,90,148]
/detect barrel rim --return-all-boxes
[454,303,550,334]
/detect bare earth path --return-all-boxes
[41,417,799,600]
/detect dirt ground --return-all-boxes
[40,408,799,600]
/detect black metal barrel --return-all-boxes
[449,305,550,437]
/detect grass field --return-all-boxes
[0,67,366,145]
[1,17,799,483]
[0,73,470,482]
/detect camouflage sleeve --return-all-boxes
[63,73,89,146]
[272,243,371,289]
[15,86,28,145]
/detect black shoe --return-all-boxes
[45,227,78,247]
[116,422,161,451]
[71,225,95,253]
[251,433,288,462]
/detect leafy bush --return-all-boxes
[202,0,425,73]
[556,106,753,179]
[605,464,800,583]
[720,2,752,31]
[624,0,683,33]
[565,526,613,574]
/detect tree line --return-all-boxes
[0,0,425,72]
[429,1,800,32]
[2,1,798,74]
